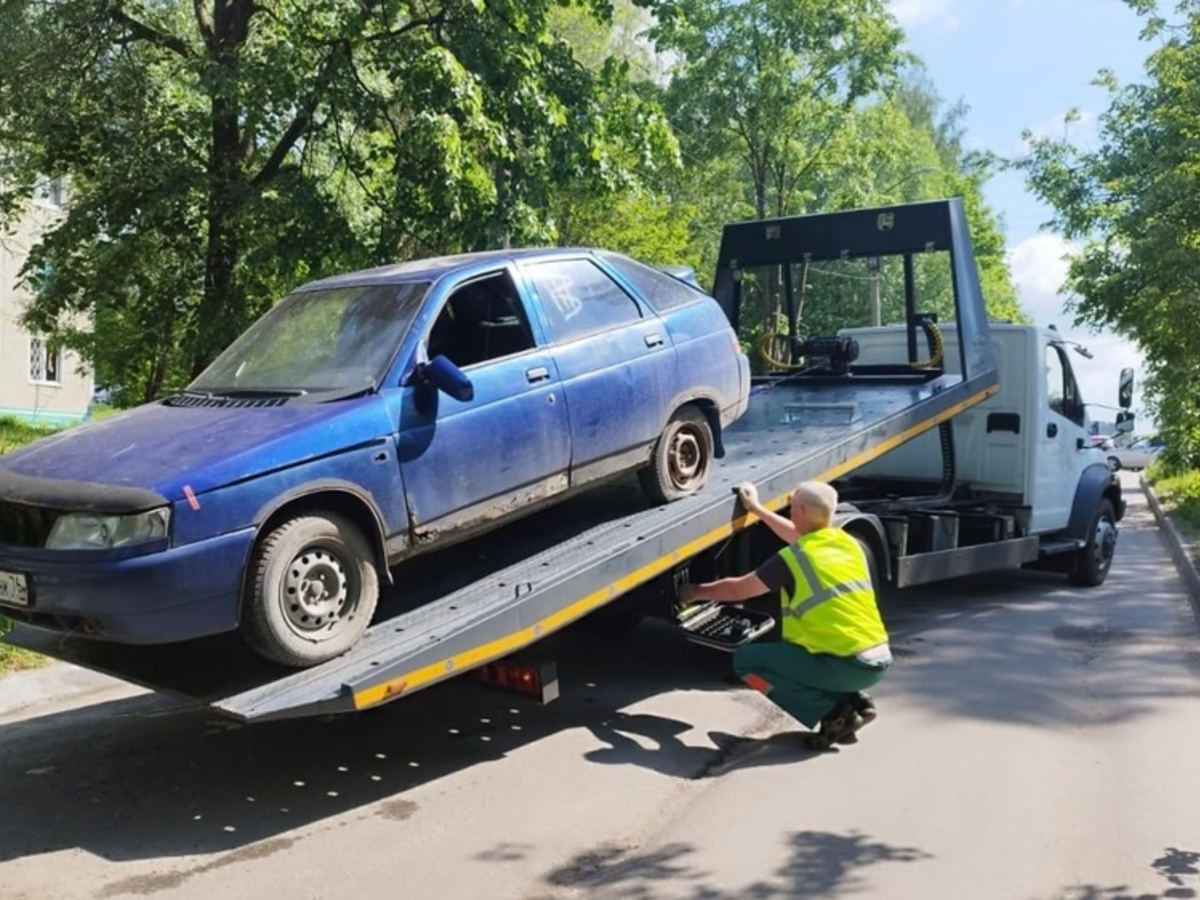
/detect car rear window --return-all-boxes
[599,252,711,312]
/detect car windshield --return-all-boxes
[190,282,430,394]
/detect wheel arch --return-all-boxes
[249,482,392,603]
[667,393,725,458]
[837,510,893,592]
[1062,463,1126,542]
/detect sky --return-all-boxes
[892,0,1154,431]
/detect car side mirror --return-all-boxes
[423,355,474,402]
[1115,409,1135,435]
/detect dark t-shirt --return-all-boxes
[755,551,794,596]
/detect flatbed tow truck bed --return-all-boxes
[8,368,996,721]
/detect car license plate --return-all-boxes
[0,570,29,607]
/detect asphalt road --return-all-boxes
[1,473,1198,900]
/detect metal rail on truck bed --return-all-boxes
[7,199,1000,722]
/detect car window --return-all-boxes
[598,252,710,312]
[427,272,535,369]
[524,258,644,343]
[191,281,429,393]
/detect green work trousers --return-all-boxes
[733,640,890,729]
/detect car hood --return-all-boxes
[0,396,393,507]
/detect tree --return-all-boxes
[649,0,905,220]
[1015,0,1200,467]
[0,0,674,401]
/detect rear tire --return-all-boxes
[639,407,715,504]
[1068,499,1117,587]
[242,513,379,667]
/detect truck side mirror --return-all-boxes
[1115,409,1135,435]
[1118,368,1134,409]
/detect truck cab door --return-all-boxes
[1031,343,1088,533]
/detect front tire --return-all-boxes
[1068,499,1117,587]
[242,513,379,667]
[638,406,715,504]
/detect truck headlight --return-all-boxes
[46,508,171,550]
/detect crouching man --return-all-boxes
[680,480,891,750]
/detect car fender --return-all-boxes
[1062,463,1126,541]
[250,478,394,583]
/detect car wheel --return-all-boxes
[1068,499,1117,587]
[242,513,379,667]
[639,406,715,504]
[1106,456,1121,472]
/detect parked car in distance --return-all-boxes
[1106,437,1165,472]
[0,249,750,667]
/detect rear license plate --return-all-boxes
[0,570,29,607]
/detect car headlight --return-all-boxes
[46,508,171,550]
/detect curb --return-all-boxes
[1139,473,1200,620]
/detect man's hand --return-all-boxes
[677,583,698,605]
[734,481,759,510]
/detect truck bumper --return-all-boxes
[0,528,255,644]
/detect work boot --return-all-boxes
[809,700,861,749]
[835,693,877,745]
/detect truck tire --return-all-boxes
[639,407,714,504]
[1068,499,1117,587]
[242,513,379,667]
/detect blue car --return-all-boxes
[0,249,749,666]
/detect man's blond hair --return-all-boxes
[792,481,838,525]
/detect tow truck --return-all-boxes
[4,198,1126,721]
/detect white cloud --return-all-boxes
[1007,233,1153,431]
[890,0,960,31]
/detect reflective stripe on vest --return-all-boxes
[776,528,887,656]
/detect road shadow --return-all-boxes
[0,618,745,867]
[538,828,932,898]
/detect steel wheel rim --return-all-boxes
[282,547,352,637]
[668,426,705,489]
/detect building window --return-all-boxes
[29,337,62,384]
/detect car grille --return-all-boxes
[0,502,59,548]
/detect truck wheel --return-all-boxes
[242,513,379,667]
[1068,499,1117,587]
[639,407,714,504]
[1106,456,1121,472]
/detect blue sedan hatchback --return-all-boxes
[0,249,749,666]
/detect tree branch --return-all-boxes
[110,7,192,58]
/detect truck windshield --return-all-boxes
[737,251,954,376]
[190,281,431,395]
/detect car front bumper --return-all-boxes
[0,527,255,644]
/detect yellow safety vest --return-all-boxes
[777,527,888,656]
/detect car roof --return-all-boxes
[297,247,604,292]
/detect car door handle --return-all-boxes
[1047,423,1058,438]
[644,332,664,348]
[525,366,551,384]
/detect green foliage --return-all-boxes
[1014,0,1200,467]
[1147,464,1200,532]
[0,0,675,400]
[0,417,55,456]
[650,0,906,220]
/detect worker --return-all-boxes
[679,480,891,750]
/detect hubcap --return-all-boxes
[283,548,350,636]
[668,428,704,488]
